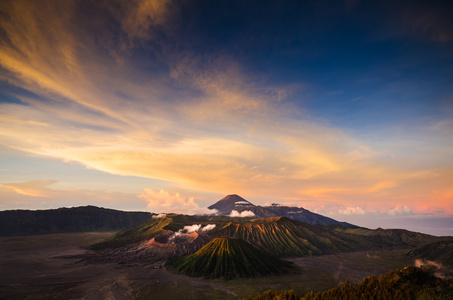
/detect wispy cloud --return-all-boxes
[1,180,56,197]
[0,1,452,217]
[0,180,144,210]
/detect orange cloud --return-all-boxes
[0,0,452,216]
[138,189,200,214]
[0,180,145,210]
[367,181,398,192]
[2,180,56,197]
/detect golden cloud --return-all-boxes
[0,1,452,214]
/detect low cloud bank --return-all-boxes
[152,213,166,218]
[192,207,219,216]
[229,210,255,217]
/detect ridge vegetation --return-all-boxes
[166,237,294,279]
[243,265,453,300]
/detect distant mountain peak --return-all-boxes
[207,195,355,227]
[208,194,255,212]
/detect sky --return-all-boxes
[0,0,452,236]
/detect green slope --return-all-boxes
[334,226,441,248]
[166,237,294,279]
[91,214,230,249]
[210,217,369,256]
[406,238,453,268]
[91,216,172,249]
[91,214,443,258]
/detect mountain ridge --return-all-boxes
[0,206,153,236]
[208,194,355,226]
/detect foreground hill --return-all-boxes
[334,226,443,248]
[91,214,218,250]
[166,237,294,279]
[92,214,442,260]
[244,265,453,300]
[210,217,368,256]
[0,206,152,236]
[406,238,453,269]
[208,194,354,226]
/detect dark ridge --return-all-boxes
[406,238,453,268]
[244,265,453,299]
[0,206,152,236]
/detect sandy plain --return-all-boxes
[0,232,414,299]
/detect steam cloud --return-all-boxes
[414,259,449,279]
[229,210,255,217]
[201,224,216,231]
[152,213,166,218]
[414,259,443,269]
[168,223,216,242]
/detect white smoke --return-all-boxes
[414,259,443,269]
[414,259,448,279]
[175,224,202,236]
[152,213,166,218]
[169,224,216,242]
[229,210,255,217]
[201,224,216,231]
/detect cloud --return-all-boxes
[201,224,216,231]
[414,259,449,279]
[367,181,398,193]
[152,213,166,218]
[180,224,201,234]
[1,180,56,197]
[117,0,174,41]
[0,0,452,217]
[229,210,255,218]
[338,206,366,215]
[138,189,199,214]
[0,180,144,211]
[192,207,219,216]
[388,205,412,216]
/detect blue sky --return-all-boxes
[0,0,452,235]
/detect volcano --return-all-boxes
[208,194,255,213]
[208,194,354,226]
[165,237,294,279]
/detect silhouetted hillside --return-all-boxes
[244,265,453,299]
[407,238,453,269]
[0,206,152,236]
[210,217,368,256]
